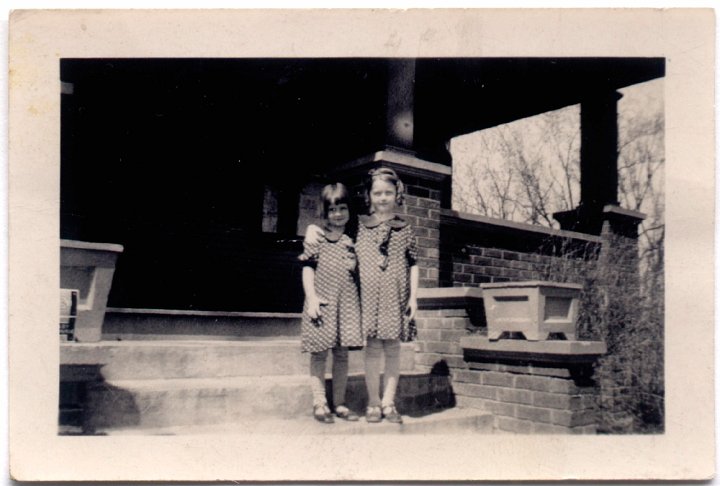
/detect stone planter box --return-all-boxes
[61,239,124,342]
[480,281,582,341]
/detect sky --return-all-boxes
[451,77,665,229]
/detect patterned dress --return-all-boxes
[356,215,418,342]
[299,229,364,353]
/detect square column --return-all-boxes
[580,91,622,210]
[595,205,647,432]
[385,59,416,151]
[554,90,623,235]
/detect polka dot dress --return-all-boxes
[300,232,364,353]
[356,216,418,341]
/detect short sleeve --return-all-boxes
[298,237,321,268]
[406,227,418,266]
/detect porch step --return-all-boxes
[82,371,454,431]
[61,340,416,380]
[101,309,303,341]
[96,407,495,436]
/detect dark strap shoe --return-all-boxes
[313,404,335,424]
[365,406,382,423]
[335,405,359,422]
[382,405,403,424]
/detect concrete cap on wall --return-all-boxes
[417,286,483,309]
[480,281,583,290]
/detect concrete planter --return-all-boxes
[480,281,582,341]
[60,239,124,342]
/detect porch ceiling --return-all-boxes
[61,57,664,182]
[415,57,665,141]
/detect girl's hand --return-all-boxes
[343,244,357,271]
[406,297,418,321]
[305,224,325,246]
[306,295,328,320]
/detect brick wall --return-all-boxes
[399,175,445,288]
[414,307,473,374]
[439,211,601,289]
[449,246,575,286]
[335,160,652,434]
[453,361,599,434]
[414,296,603,434]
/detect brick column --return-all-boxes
[415,288,606,434]
[458,337,606,434]
[330,148,451,287]
[414,287,484,372]
[595,204,646,432]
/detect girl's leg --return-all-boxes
[364,337,383,408]
[331,347,349,407]
[309,350,329,407]
[380,339,401,408]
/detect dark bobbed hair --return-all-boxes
[364,167,405,209]
[321,182,351,218]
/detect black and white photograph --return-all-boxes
[7,9,715,482]
[57,56,665,436]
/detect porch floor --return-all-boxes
[61,406,494,436]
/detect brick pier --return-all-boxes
[415,287,606,434]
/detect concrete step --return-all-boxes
[61,340,417,380]
[82,371,455,431]
[93,407,495,436]
[102,309,303,341]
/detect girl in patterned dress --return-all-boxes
[299,183,364,424]
[356,168,418,424]
[304,168,419,424]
